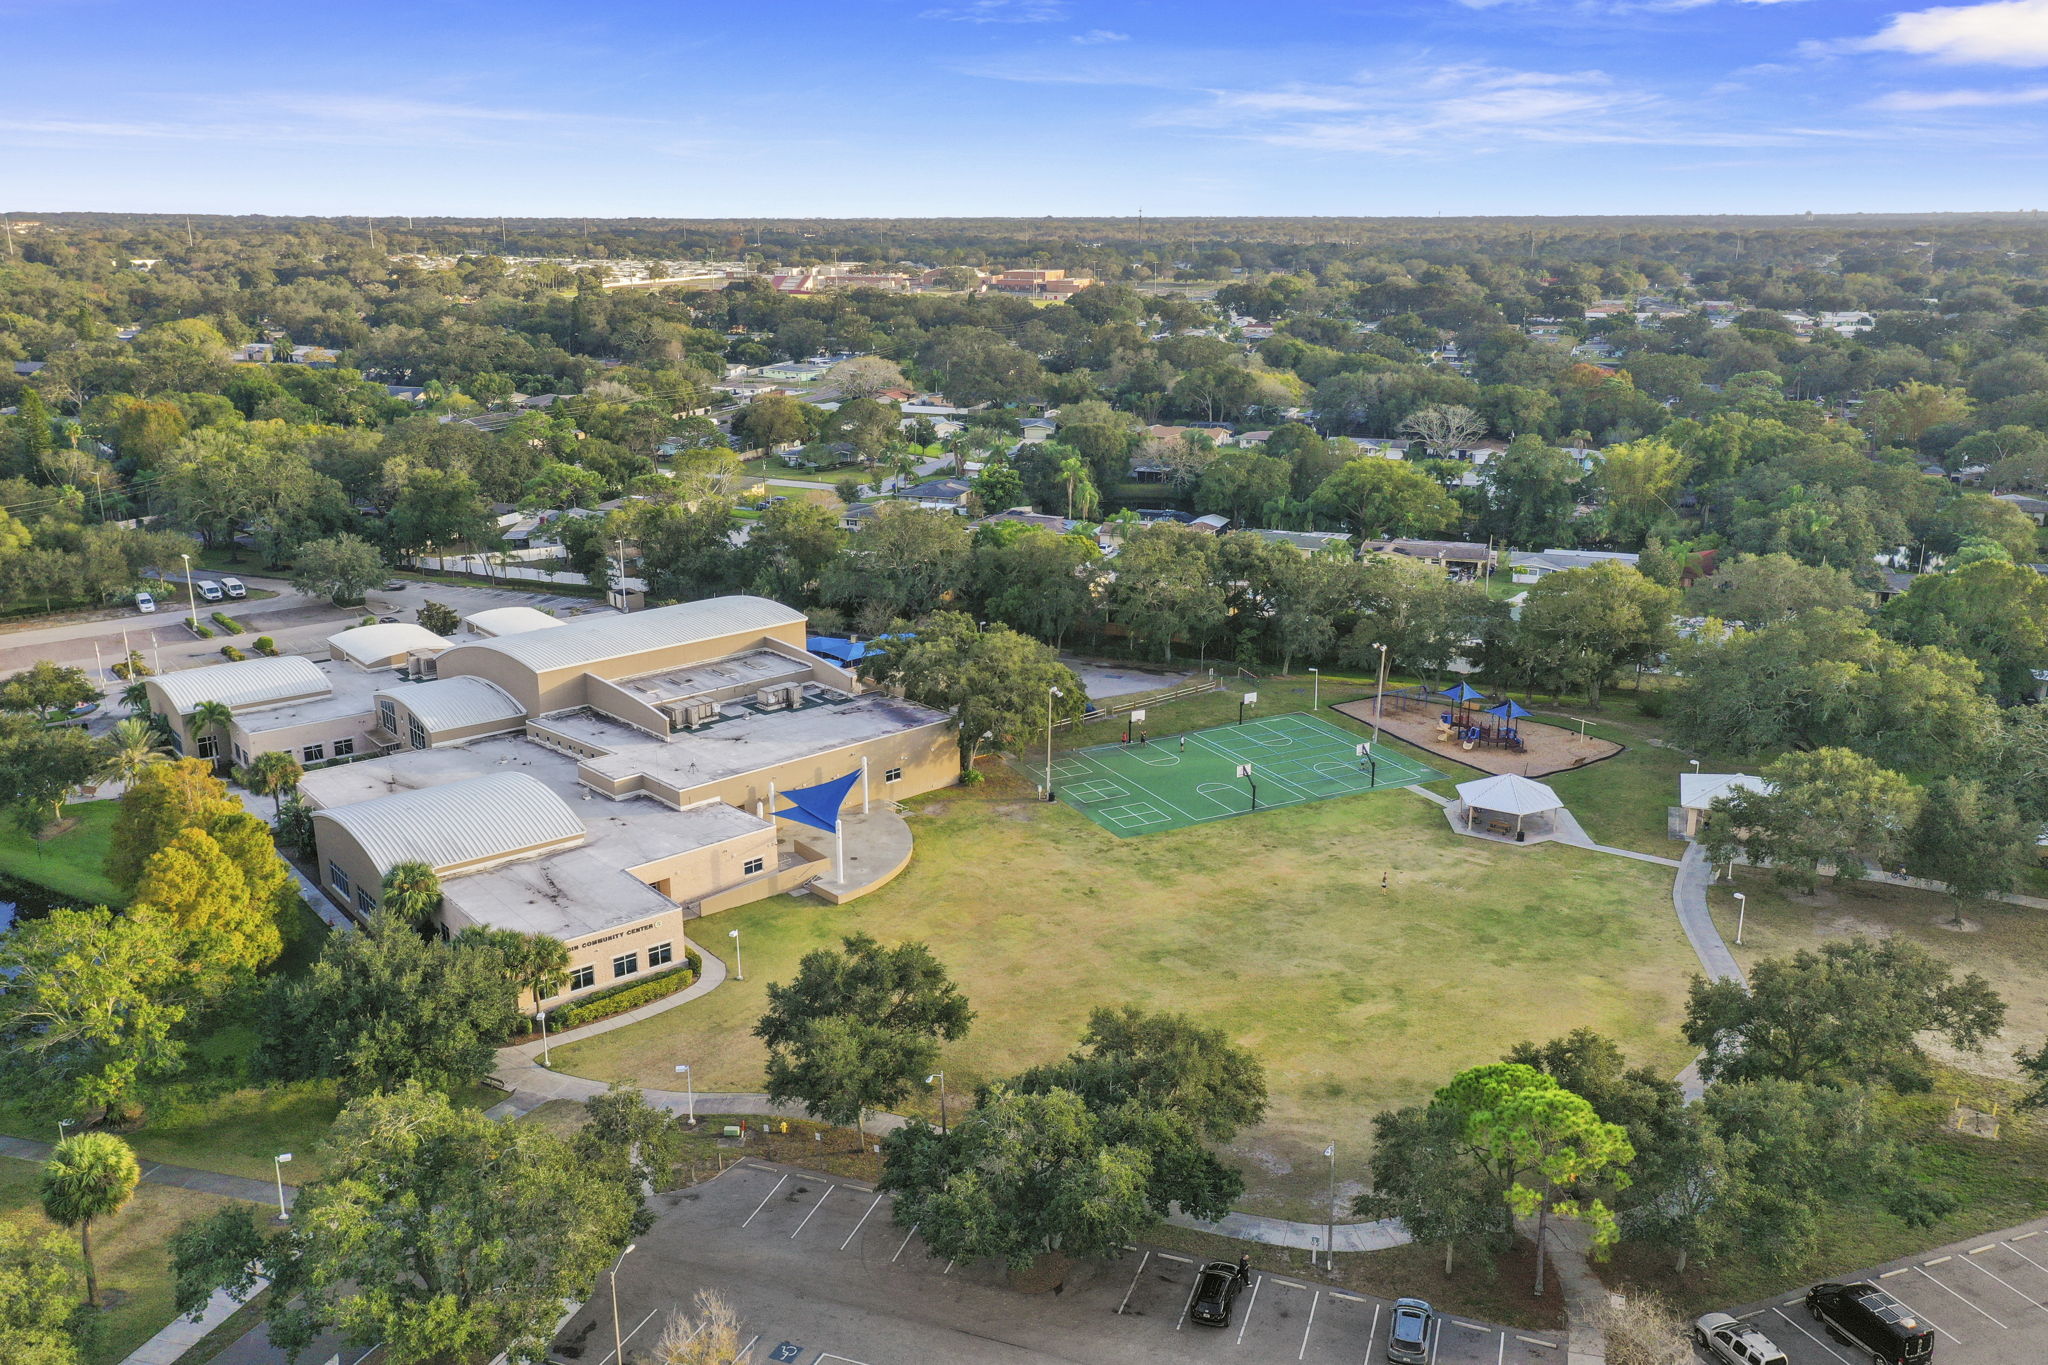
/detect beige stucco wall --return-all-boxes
[623,820,780,906]
[439,619,813,717]
[232,710,379,768]
[378,694,526,750]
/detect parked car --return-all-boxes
[1386,1297,1436,1364]
[135,591,156,614]
[197,579,224,602]
[1186,1260,1247,1328]
[219,576,246,599]
[1806,1281,1934,1364]
[382,580,406,591]
[1693,1312,1788,1365]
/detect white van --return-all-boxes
[197,580,224,603]
[218,576,246,599]
[135,591,157,614]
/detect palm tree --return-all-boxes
[120,680,152,716]
[380,861,443,935]
[40,1133,140,1308]
[186,699,235,773]
[97,718,171,790]
[1054,451,1099,520]
[238,749,304,819]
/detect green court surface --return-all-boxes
[1030,712,1443,837]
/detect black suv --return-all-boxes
[1806,1281,1935,1364]
[1187,1260,1247,1327]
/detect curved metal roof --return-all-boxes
[150,654,330,715]
[438,595,807,675]
[462,606,564,639]
[381,676,526,734]
[328,621,448,667]
[311,771,583,876]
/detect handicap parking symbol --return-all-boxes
[770,1344,805,1363]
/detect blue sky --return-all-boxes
[6,0,2048,217]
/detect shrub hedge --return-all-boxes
[210,610,245,634]
[253,635,277,655]
[220,645,247,661]
[549,951,703,1029]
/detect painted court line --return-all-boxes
[790,1184,834,1238]
[841,1192,885,1250]
[740,1173,788,1228]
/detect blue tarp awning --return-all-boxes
[774,769,861,834]
[1486,700,1532,720]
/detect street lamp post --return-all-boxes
[535,1010,551,1067]
[1323,1144,1337,1271]
[273,1153,293,1222]
[729,928,743,981]
[675,1064,695,1126]
[179,552,199,634]
[927,1072,948,1135]
[1044,685,1064,797]
[56,1118,73,1145]
[1733,892,1747,946]
[609,1243,637,1365]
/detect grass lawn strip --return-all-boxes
[0,800,125,906]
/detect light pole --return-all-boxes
[1371,642,1389,743]
[675,1064,695,1126]
[273,1153,292,1222]
[1323,1143,1337,1271]
[56,1118,74,1145]
[1309,666,1320,713]
[179,552,199,632]
[1689,758,1700,774]
[535,1010,551,1067]
[927,1071,948,1135]
[1733,892,1747,946]
[729,928,743,981]
[1044,685,1064,796]
[609,1243,637,1365]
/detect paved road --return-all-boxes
[553,1158,1565,1365]
[1715,1212,2048,1365]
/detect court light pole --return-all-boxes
[1045,685,1064,797]
[535,1010,551,1067]
[729,928,743,981]
[1309,666,1319,713]
[675,1064,695,1125]
[273,1153,292,1222]
[609,1243,637,1365]
[1733,892,1747,946]
[1371,642,1389,743]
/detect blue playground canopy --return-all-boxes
[1439,681,1487,703]
[807,636,880,667]
[775,769,861,833]
[1486,700,1532,720]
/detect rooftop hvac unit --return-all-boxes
[677,699,719,729]
[755,683,802,711]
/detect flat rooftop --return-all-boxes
[235,657,393,735]
[298,734,773,940]
[611,648,808,708]
[549,691,949,793]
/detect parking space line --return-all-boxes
[1297,1289,1319,1361]
[1236,1275,1263,1345]
[1955,1252,2048,1312]
[1771,1308,1850,1365]
[1116,1251,1152,1315]
[1175,1273,1201,1331]
[1428,1315,1441,1364]
[740,1173,788,1228]
[840,1192,884,1250]
[817,1356,873,1365]
[1497,1331,1506,1365]
[890,1223,919,1263]
[943,1258,956,1275]
[790,1185,834,1238]
[1910,1267,2003,1331]
[736,1334,759,1361]
[592,1309,659,1365]
[1370,1302,1382,1357]
[1895,1279,1970,1340]
[2002,1239,2048,1279]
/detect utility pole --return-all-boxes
[185,217,194,249]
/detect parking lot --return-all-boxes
[552,1158,1564,1365]
[1716,1215,2048,1365]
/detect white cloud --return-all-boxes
[1850,0,2048,66]
[1071,28,1129,44]
[1869,82,2048,108]
[918,0,1064,21]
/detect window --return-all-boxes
[196,733,218,759]
[333,737,355,758]
[328,862,351,897]
[302,743,325,764]
[743,856,765,876]
[407,717,427,750]
[648,942,673,968]
[568,964,595,991]
[377,699,397,733]
[355,887,375,915]
[611,952,639,979]
[884,766,903,783]
[233,745,247,766]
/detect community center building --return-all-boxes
[149,596,956,1006]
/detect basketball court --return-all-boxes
[1027,712,1443,837]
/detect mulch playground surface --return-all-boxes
[1329,698,1624,778]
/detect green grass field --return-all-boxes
[553,750,1698,1217]
[0,799,125,907]
[1039,712,1441,835]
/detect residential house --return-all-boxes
[1360,538,1495,574]
[1509,548,1639,582]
